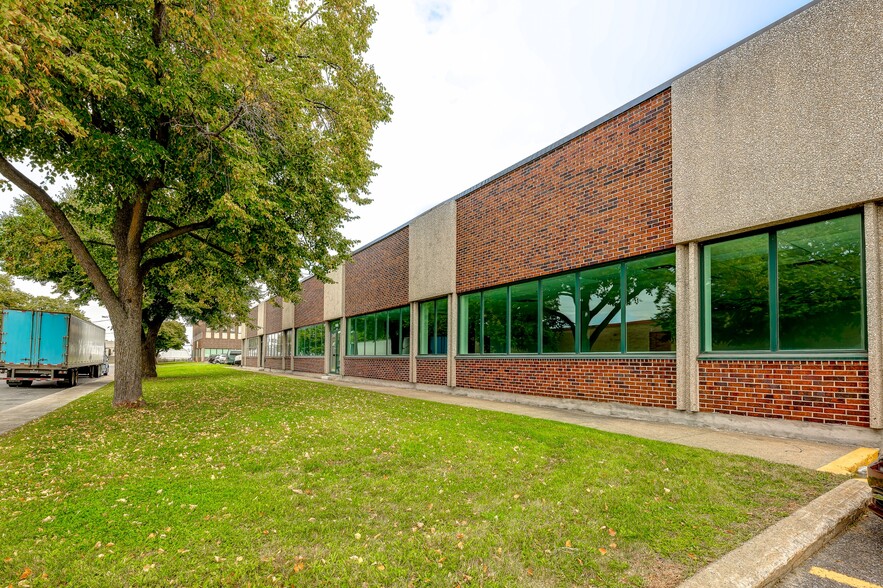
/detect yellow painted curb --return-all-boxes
[818,447,879,476]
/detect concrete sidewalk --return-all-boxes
[0,374,113,436]
[245,367,869,471]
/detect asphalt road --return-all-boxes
[776,512,883,588]
[0,381,65,411]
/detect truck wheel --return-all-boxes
[71,370,78,387]
[7,381,20,387]
[20,380,32,387]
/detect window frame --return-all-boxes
[699,210,867,357]
[457,250,677,357]
[295,323,325,357]
[346,306,411,357]
[418,297,449,356]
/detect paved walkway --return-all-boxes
[0,374,113,435]
[245,368,867,471]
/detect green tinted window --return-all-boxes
[705,234,770,351]
[510,281,538,353]
[580,264,621,352]
[376,311,389,355]
[389,309,402,356]
[459,293,481,354]
[542,274,576,353]
[482,287,507,354]
[778,216,863,350]
[419,298,448,355]
[400,307,410,355]
[625,253,676,352]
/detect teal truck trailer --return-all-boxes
[0,309,107,388]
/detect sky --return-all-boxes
[0,0,813,342]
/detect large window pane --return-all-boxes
[482,287,507,353]
[435,297,448,354]
[364,314,376,356]
[401,307,411,355]
[542,275,576,353]
[459,293,481,354]
[389,309,402,356]
[419,301,432,355]
[778,215,863,350]
[626,253,676,352]
[376,311,389,355]
[705,234,770,351]
[510,281,538,353]
[580,265,621,352]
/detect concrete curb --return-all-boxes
[678,478,871,588]
[817,447,880,475]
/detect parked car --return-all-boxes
[209,354,225,364]
[225,350,242,365]
[869,457,883,519]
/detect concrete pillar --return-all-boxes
[864,202,882,430]
[409,301,418,383]
[339,317,346,377]
[676,242,700,412]
[448,293,457,388]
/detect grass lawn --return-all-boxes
[0,364,839,587]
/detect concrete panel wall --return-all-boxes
[672,0,883,243]
[409,201,457,301]
[323,266,344,321]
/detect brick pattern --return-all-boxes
[264,357,288,371]
[293,357,324,374]
[243,357,260,368]
[345,228,410,316]
[456,358,677,408]
[417,358,448,386]
[246,306,260,338]
[457,90,672,292]
[344,357,410,382]
[295,277,325,328]
[699,360,870,427]
[264,297,284,334]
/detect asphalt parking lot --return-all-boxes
[0,381,64,412]
[776,512,883,588]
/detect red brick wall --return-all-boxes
[295,277,325,328]
[699,360,870,427]
[264,297,284,334]
[264,357,287,371]
[457,90,672,292]
[244,357,260,368]
[344,357,410,382]
[456,358,677,408]
[345,228,409,316]
[417,358,447,386]
[293,357,324,374]
[246,306,260,338]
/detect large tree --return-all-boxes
[0,272,85,317]
[0,0,391,406]
[0,193,260,377]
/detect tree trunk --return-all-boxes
[141,320,161,378]
[112,306,145,407]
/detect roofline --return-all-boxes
[349,0,820,257]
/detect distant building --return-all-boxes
[191,323,243,361]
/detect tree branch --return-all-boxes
[0,155,122,315]
[140,252,183,278]
[144,216,235,258]
[142,218,215,251]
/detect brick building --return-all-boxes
[191,323,243,362]
[242,0,883,448]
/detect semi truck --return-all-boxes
[0,309,108,388]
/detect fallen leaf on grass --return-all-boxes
[19,568,32,580]
[565,540,572,548]
[293,562,305,573]
[598,548,608,555]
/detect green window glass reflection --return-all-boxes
[625,253,676,352]
[482,287,507,353]
[542,274,577,353]
[400,306,411,355]
[510,281,538,353]
[777,216,863,350]
[704,234,770,351]
[389,310,401,356]
[580,264,621,352]
[459,293,481,354]
[364,314,376,355]
[435,298,448,354]
[419,298,448,355]
[376,311,388,355]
